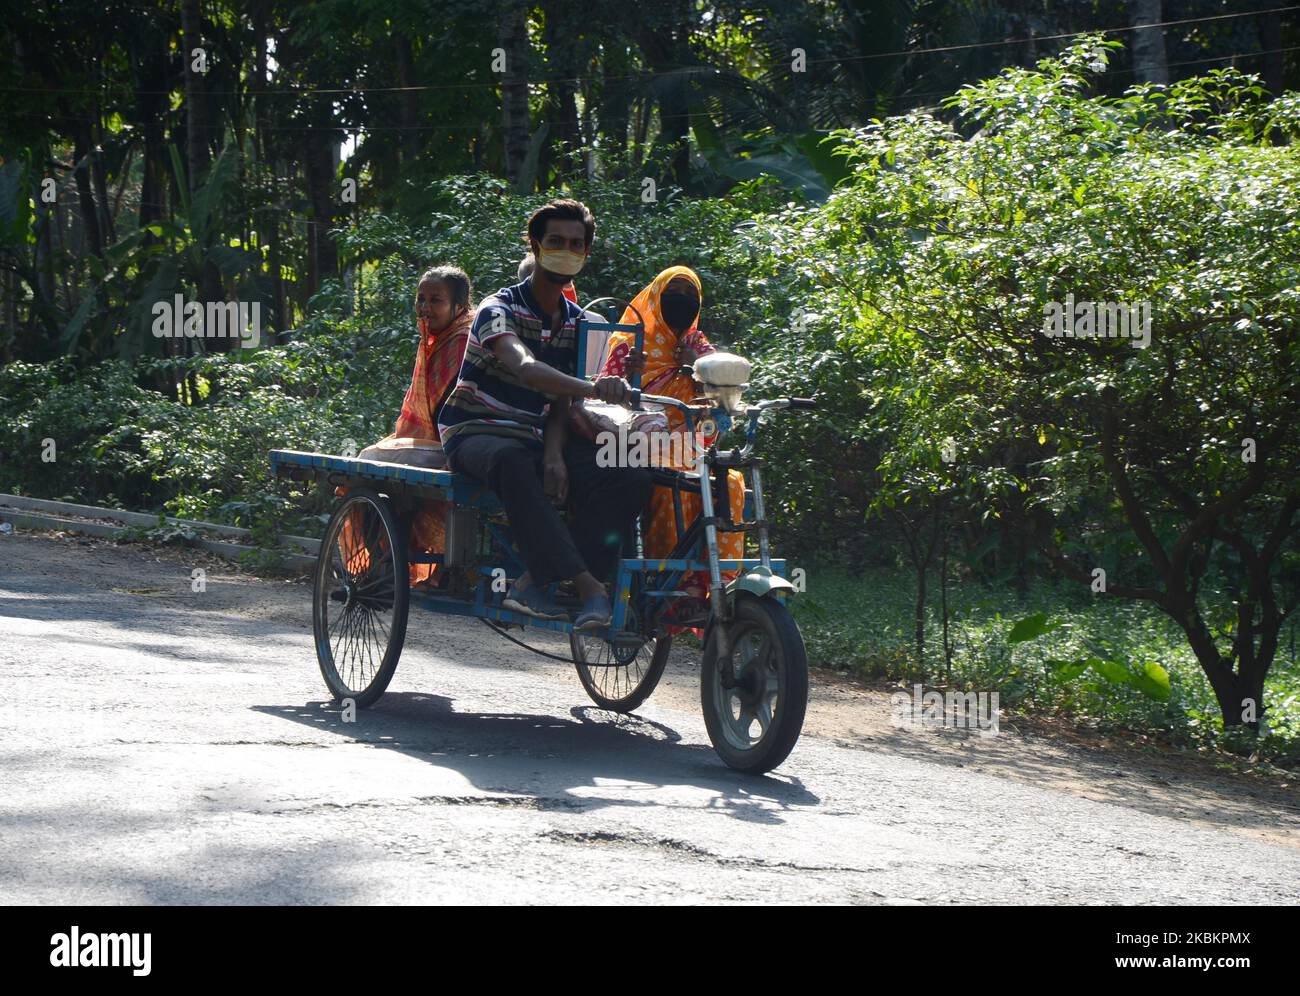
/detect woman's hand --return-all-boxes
[623,348,646,379]
[674,338,701,367]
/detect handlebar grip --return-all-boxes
[788,397,817,411]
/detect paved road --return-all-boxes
[2,538,1297,904]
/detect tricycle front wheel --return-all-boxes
[701,595,808,774]
[313,488,409,707]
[571,624,671,713]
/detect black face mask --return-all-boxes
[660,291,699,333]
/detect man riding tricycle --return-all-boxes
[269,198,816,774]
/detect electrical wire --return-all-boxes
[12,42,1299,137]
[1,4,1293,97]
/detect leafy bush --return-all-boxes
[747,40,1300,736]
[4,45,1299,757]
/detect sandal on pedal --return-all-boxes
[574,594,613,631]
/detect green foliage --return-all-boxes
[1007,612,1056,644]
[743,40,1300,730]
[3,36,1299,756]
[791,564,1300,764]
[338,173,786,340]
[117,513,199,547]
[0,173,786,523]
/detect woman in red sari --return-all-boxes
[358,265,474,584]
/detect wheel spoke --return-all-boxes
[574,617,660,710]
[735,699,756,738]
[360,607,379,685]
[711,617,787,752]
[335,605,355,685]
[315,494,407,710]
[333,598,356,666]
[755,696,772,735]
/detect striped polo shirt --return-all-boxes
[437,280,581,453]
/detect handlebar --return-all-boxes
[628,389,695,412]
[620,389,816,463]
[629,390,815,416]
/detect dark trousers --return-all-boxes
[448,434,653,586]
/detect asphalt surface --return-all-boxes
[2,536,1298,905]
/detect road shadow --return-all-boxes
[256,692,820,823]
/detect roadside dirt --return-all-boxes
[7,528,1297,851]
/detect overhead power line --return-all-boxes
[0,5,1293,98]
[10,43,1297,139]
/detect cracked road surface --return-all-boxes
[2,533,1298,904]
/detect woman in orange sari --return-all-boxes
[358,265,474,585]
[603,266,746,613]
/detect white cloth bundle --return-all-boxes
[693,352,751,386]
[692,352,751,413]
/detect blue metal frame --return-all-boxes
[268,448,500,509]
[271,344,792,645]
[575,317,644,382]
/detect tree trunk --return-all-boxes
[1167,593,1278,734]
[26,191,61,357]
[253,5,267,164]
[914,562,927,672]
[580,76,595,179]
[1129,0,1169,86]
[893,509,937,674]
[33,191,56,345]
[90,110,114,245]
[253,5,280,344]
[1204,663,1267,736]
[940,518,952,682]
[71,127,103,258]
[543,8,582,179]
[137,87,167,231]
[632,3,693,188]
[182,0,210,190]
[498,6,530,187]
[598,45,631,175]
[181,0,228,355]
[394,36,420,164]
[304,128,340,297]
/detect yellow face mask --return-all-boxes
[537,247,586,277]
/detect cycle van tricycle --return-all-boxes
[269,303,817,774]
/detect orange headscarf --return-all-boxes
[604,266,716,432]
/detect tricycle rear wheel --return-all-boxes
[313,488,409,707]
[701,595,807,774]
